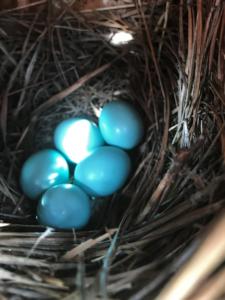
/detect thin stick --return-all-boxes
[80,4,143,13]
[62,229,117,261]
[17,0,29,7]
[0,0,46,14]
[189,267,225,300]
[156,210,225,300]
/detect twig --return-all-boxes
[0,0,46,15]
[189,267,225,300]
[80,3,147,13]
[62,229,117,261]
[156,209,225,300]
[137,141,202,222]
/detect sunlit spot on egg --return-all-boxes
[55,156,68,169]
[47,172,59,185]
[61,120,93,163]
[54,118,104,164]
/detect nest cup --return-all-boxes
[0,1,224,299]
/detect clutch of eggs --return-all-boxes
[20,100,144,230]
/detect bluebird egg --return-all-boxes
[74,146,131,197]
[54,118,104,164]
[99,100,144,149]
[20,149,69,200]
[37,184,91,229]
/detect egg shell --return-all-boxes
[99,100,144,149]
[54,117,104,164]
[74,146,131,197]
[37,184,91,229]
[20,149,69,200]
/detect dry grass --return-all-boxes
[0,0,224,299]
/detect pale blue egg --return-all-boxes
[99,100,144,149]
[74,146,131,197]
[54,118,104,164]
[37,184,91,229]
[20,149,69,200]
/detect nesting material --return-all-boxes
[0,1,224,299]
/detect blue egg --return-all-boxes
[20,149,69,200]
[74,146,131,197]
[99,100,144,149]
[37,184,91,229]
[54,118,104,164]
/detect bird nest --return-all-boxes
[0,1,224,299]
